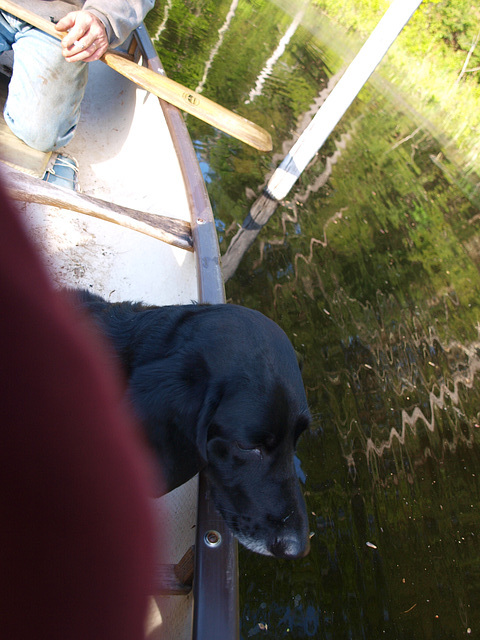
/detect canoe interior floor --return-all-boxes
[0,67,52,178]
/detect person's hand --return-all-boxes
[56,11,109,62]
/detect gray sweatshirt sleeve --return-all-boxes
[83,0,155,47]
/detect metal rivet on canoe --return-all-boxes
[204,530,222,548]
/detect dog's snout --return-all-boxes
[269,533,310,559]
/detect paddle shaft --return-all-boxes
[0,0,272,152]
[266,0,423,199]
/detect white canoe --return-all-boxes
[0,25,238,640]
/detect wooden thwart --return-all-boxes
[154,545,195,596]
[1,163,193,251]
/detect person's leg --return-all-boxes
[3,14,88,152]
[0,11,16,52]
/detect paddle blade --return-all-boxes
[102,52,273,152]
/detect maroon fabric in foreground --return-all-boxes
[0,182,157,639]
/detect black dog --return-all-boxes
[73,290,311,559]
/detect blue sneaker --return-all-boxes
[43,155,79,190]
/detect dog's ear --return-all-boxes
[128,353,219,459]
[195,381,224,461]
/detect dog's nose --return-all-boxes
[269,534,310,559]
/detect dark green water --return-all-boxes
[147,1,480,637]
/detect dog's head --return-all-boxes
[192,306,311,559]
[127,303,311,559]
[204,389,311,558]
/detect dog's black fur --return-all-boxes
[73,289,311,558]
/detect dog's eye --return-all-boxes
[235,442,263,458]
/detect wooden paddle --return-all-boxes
[0,0,273,152]
[1,163,193,251]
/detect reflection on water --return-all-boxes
[245,3,307,105]
[148,1,480,637]
[195,0,239,94]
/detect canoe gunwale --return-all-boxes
[134,25,239,640]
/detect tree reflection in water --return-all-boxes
[225,73,480,640]
[148,0,480,637]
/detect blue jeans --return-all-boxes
[0,11,88,152]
